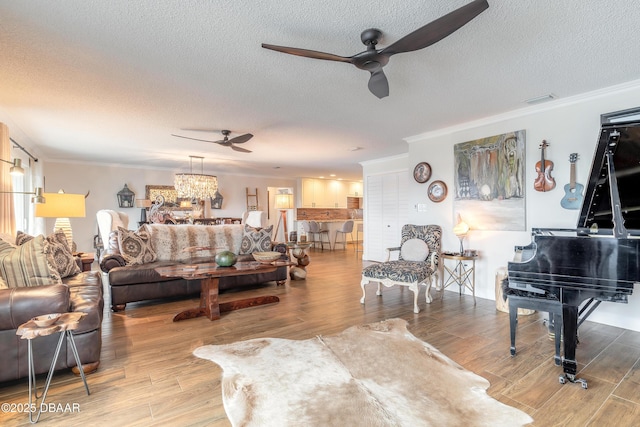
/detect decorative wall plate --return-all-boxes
[413,162,432,183]
[427,180,447,202]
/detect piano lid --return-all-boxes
[578,119,640,236]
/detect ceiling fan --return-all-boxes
[171,130,254,153]
[262,0,489,99]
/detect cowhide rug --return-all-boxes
[194,318,532,426]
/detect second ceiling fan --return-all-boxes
[172,130,254,153]
[262,0,489,98]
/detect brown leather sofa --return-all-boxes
[0,270,104,383]
[100,224,288,312]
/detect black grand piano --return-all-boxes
[507,119,640,388]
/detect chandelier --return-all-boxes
[174,156,218,200]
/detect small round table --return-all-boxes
[16,312,90,423]
[441,252,478,305]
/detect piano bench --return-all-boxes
[508,295,562,366]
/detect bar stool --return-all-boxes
[301,220,313,245]
[334,220,354,250]
[308,221,331,251]
[355,222,363,253]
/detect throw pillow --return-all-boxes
[117,226,157,265]
[240,224,273,254]
[44,230,81,278]
[15,230,80,279]
[0,236,14,289]
[15,230,34,246]
[0,235,59,287]
[400,238,429,262]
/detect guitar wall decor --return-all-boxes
[534,140,556,192]
[560,153,584,210]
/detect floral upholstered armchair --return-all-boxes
[360,224,442,313]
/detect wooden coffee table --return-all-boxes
[155,261,284,322]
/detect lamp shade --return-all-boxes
[135,199,152,208]
[453,217,469,238]
[35,192,86,218]
[275,193,294,209]
[9,159,24,176]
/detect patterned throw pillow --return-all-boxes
[15,231,80,279]
[15,230,34,246]
[0,236,14,289]
[0,235,59,287]
[44,231,81,278]
[117,226,157,265]
[240,224,273,254]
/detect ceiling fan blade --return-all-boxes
[368,69,389,99]
[228,133,253,144]
[171,134,217,143]
[262,43,352,63]
[381,0,489,56]
[178,128,220,133]
[231,145,252,153]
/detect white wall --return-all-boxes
[41,161,295,253]
[397,79,640,331]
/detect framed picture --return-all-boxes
[427,180,447,202]
[453,130,526,231]
[145,185,191,210]
[413,162,432,183]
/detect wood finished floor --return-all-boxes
[1,247,640,426]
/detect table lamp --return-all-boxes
[135,199,152,223]
[452,214,470,255]
[274,193,294,243]
[35,190,86,249]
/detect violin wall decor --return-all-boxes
[560,153,584,210]
[534,140,556,192]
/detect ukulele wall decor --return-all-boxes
[534,140,556,192]
[560,153,584,210]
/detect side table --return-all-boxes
[441,252,478,305]
[74,252,95,272]
[16,312,90,423]
[286,242,311,280]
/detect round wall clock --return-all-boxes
[427,180,448,202]
[413,162,432,183]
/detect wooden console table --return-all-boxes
[155,262,285,321]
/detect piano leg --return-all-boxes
[560,304,588,389]
[508,296,562,365]
[549,313,562,366]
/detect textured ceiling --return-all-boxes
[1,0,639,181]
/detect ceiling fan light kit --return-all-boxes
[261,0,489,98]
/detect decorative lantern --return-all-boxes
[117,184,135,208]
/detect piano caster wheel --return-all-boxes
[554,356,562,366]
[559,374,588,389]
[510,347,516,357]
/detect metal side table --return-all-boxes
[16,312,90,423]
[441,252,478,305]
